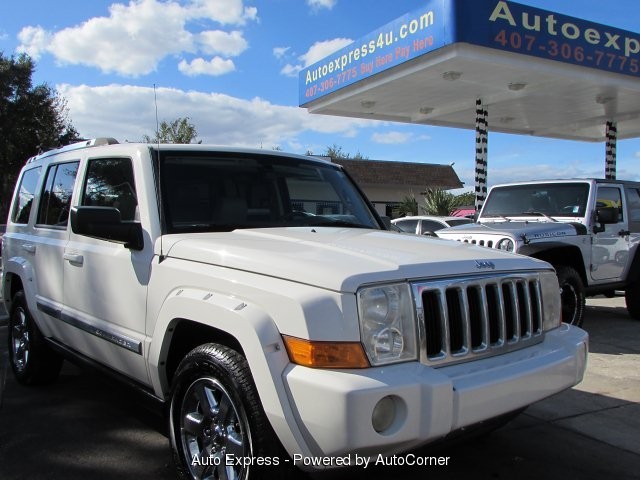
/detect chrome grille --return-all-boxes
[413,272,544,367]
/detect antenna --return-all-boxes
[153,84,165,259]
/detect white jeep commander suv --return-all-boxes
[2,138,588,479]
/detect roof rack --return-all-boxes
[26,137,119,163]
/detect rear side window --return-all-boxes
[394,219,419,233]
[626,187,640,232]
[37,161,80,227]
[11,167,41,224]
[81,158,138,221]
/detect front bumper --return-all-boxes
[282,323,587,459]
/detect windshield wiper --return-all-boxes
[321,219,371,229]
[521,211,558,222]
[481,214,510,221]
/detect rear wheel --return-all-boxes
[625,281,640,320]
[169,343,291,480]
[555,266,586,327]
[8,291,63,385]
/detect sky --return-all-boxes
[2,0,640,192]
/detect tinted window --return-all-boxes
[394,219,419,233]
[626,187,640,232]
[596,186,623,221]
[82,158,138,221]
[483,183,590,217]
[37,161,79,227]
[159,152,379,233]
[11,167,41,224]
[420,220,445,233]
[447,218,473,227]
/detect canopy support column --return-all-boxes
[474,98,489,212]
[605,121,617,180]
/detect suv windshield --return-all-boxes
[158,151,380,233]
[481,183,590,219]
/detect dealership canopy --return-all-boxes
[299,0,640,208]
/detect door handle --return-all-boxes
[63,253,84,265]
[21,243,36,253]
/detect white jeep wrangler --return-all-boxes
[436,179,640,327]
[2,139,588,479]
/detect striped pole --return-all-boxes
[605,121,617,180]
[475,98,489,213]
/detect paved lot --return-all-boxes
[0,297,638,479]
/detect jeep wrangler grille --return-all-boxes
[413,273,543,367]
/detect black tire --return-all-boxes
[7,291,63,385]
[624,281,640,320]
[168,343,292,480]
[555,266,586,327]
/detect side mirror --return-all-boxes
[70,206,143,250]
[593,206,619,233]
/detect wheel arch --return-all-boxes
[147,289,314,459]
[521,244,587,284]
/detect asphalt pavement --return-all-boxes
[0,296,638,480]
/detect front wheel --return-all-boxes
[8,291,63,385]
[168,344,291,480]
[555,266,586,327]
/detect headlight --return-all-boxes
[496,238,515,252]
[539,271,562,331]
[357,284,418,366]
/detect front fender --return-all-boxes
[147,287,315,459]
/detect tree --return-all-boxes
[422,189,476,215]
[422,188,459,215]
[393,195,419,217]
[323,144,368,160]
[0,52,80,220]
[143,117,200,144]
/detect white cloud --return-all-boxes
[16,26,51,59]
[188,0,258,25]
[280,63,302,77]
[279,37,352,77]
[300,38,352,66]
[371,131,412,144]
[273,46,290,59]
[178,57,236,76]
[16,0,256,77]
[307,0,337,11]
[57,83,379,147]
[197,30,248,56]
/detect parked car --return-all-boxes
[436,178,640,327]
[392,215,473,236]
[2,139,587,479]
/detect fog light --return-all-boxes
[372,396,396,433]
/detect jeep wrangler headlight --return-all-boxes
[357,284,418,366]
[539,271,562,331]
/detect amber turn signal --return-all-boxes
[282,335,370,369]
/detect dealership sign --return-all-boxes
[299,0,640,105]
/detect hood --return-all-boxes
[437,220,586,240]
[162,227,550,292]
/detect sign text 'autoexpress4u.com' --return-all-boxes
[300,6,442,104]
[299,0,640,106]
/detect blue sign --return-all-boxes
[299,0,640,106]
